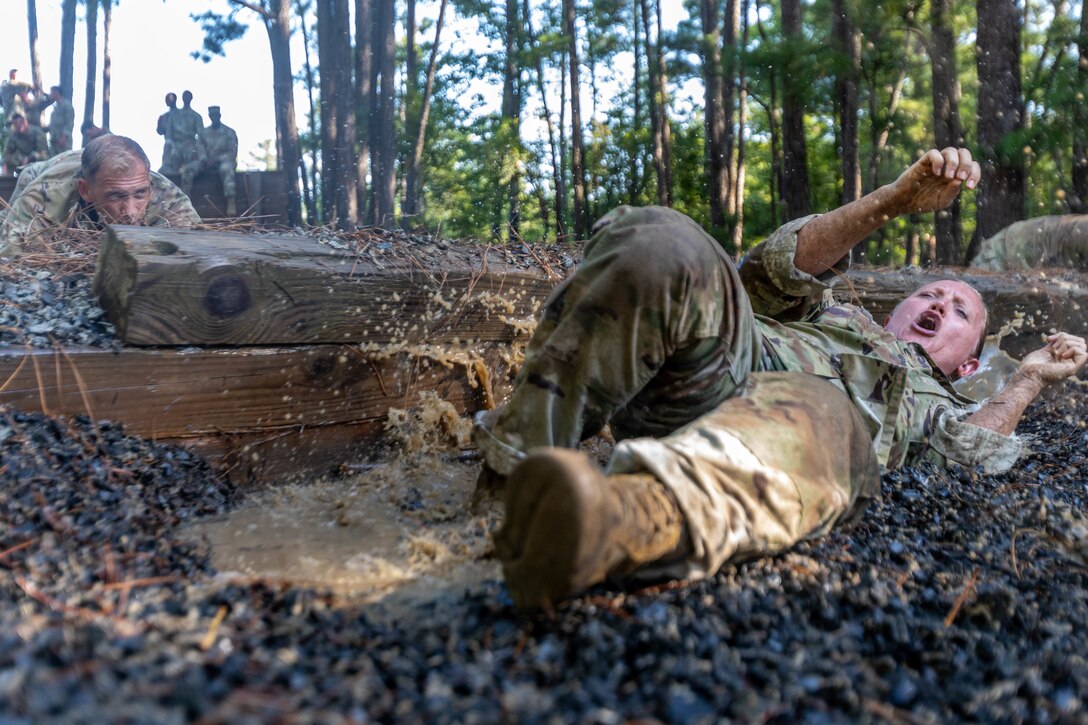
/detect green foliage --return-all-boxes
[190,10,248,63]
[177,0,1088,260]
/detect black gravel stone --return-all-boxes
[2,383,1088,722]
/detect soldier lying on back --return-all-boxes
[0,134,199,256]
[473,146,1088,612]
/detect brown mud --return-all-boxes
[185,459,502,614]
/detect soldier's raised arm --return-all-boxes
[793,147,980,275]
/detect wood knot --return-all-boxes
[203,276,252,318]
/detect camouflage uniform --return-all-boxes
[474,206,1021,580]
[970,215,1088,271]
[47,97,75,156]
[168,105,205,194]
[0,150,200,257]
[202,120,238,198]
[0,80,31,118]
[156,107,177,174]
[3,125,49,173]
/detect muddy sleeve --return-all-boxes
[738,214,850,320]
[920,406,1023,474]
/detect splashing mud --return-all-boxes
[183,394,503,612]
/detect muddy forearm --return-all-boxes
[964,371,1045,436]
[794,184,903,276]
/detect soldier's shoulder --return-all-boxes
[30,151,84,181]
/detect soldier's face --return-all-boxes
[884,280,986,378]
[78,166,153,225]
[10,117,27,134]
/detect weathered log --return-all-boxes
[94,226,557,346]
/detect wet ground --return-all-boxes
[185,460,502,615]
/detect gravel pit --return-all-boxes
[1,228,1086,721]
[2,376,1087,723]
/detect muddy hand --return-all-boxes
[893,147,981,214]
[1016,332,1088,386]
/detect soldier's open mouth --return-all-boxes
[914,312,940,334]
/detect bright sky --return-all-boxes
[1,1,689,172]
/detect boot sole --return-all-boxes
[496,449,610,611]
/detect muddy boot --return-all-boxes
[495,447,686,611]
[469,464,507,513]
[225,194,237,217]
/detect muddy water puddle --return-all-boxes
[184,457,504,611]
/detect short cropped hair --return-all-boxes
[80,135,150,182]
[971,299,989,361]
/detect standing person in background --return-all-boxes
[155,92,178,175]
[201,106,239,216]
[169,90,204,195]
[0,70,31,118]
[45,86,74,156]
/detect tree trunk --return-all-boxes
[831,0,860,205]
[701,0,727,242]
[970,0,1025,262]
[27,0,43,93]
[403,0,448,220]
[403,0,416,215]
[296,0,320,224]
[1072,1,1088,211]
[526,0,565,240]
[780,0,811,220]
[867,66,907,191]
[731,0,750,256]
[371,0,397,229]
[724,0,740,217]
[559,59,570,238]
[264,0,303,226]
[929,0,964,265]
[354,0,372,223]
[564,0,588,238]
[101,0,112,130]
[655,0,673,204]
[316,0,335,223]
[754,0,780,229]
[83,0,98,128]
[59,0,76,100]
[640,0,668,207]
[628,4,642,204]
[502,0,522,238]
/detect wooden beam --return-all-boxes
[94,226,557,346]
[0,344,519,483]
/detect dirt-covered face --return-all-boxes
[883,280,986,378]
[77,165,152,225]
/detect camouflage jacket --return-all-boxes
[969,214,1088,271]
[48,98,74,138]
[202,123,238,164]
[741,216,1021,473]
[0,151,201,256]
[4,126,49,170]
[169,107,204,159]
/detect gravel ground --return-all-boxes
[1,228,1085,722]
[2,383,1087,724]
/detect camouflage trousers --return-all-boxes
[173,141,204,195]
[474,205,879,578]
[210,158,236,198]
